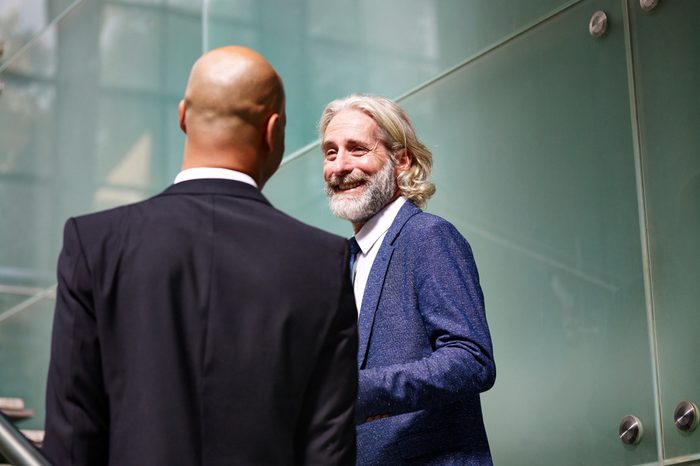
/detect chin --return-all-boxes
[328,196,369,221]
[331,190,361,202]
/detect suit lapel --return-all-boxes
[357,201,421,368]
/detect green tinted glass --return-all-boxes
[630,0,700,460]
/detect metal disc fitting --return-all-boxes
[589,11,608,38]
[640,0,659,12]
[619,415,644,445]
[674,401,699,432]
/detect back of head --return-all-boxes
[319,93,435,208]
[179,46,286,186]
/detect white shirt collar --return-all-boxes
[173,167,258,188]
[354,197,407,254]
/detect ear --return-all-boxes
[394,148,412,174]
[178,100,187,134]
[264,112,281,152]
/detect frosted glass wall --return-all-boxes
[1,1,698,463]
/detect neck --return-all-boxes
[351,221,365,234]
[181,143,264,186]
[350,192,403,235]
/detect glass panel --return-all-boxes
[0,293,29,314]
[163,9,202,96]
[268,0,658,464]
[0,0,202,428]
[0,0,202,283]
[206,0,586,156]
[0,2,61,290]
[0,61,60,288]
[0,0,79,77]
[100,5,162,92]
[400,1,656,463]
[0,180,56,288]
[630,0,700,460]
[0,298,54,430]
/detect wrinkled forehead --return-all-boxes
[323,109,382,144]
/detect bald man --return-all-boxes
[43,46,358,466]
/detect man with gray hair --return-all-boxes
[320,94,496,465]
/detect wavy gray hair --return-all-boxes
[319,94,435,208]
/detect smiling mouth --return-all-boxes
[336,181,364,192]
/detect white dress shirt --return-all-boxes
[352,196,406,313]
[174,167,258,188]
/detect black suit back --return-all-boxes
[44,179,358,466]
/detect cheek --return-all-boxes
[363,161,384,177]
[322,164,333,180]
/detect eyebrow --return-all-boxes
[323,137,365,147]
[322,137,376,154]
[345,138,371,147]
[321,140,336,151]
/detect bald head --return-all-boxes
[179,46,286,187]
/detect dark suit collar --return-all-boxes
[357,200,422,368]
[159,179,272,206]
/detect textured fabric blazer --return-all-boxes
[355,201,495,465]
[43,179,358,466]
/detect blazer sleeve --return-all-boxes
[43,218,109,466]
[294,244,358,465]
[356,219,495,422]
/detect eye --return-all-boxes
[324,148,337,160]
[350,145,369,156]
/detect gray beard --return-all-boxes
[325,158,397,224]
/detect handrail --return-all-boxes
[0,285,57,325]
[0,412,51,466]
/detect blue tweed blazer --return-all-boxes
[356,201,495,465]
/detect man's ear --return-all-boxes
[395,148,412,173]
[178,100,187,133]
[264,113,281,152]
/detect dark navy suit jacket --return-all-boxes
[356,201,495,465]
[43,179,358,466]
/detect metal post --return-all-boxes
[0,413,51,466]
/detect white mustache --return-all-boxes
[326,172,370,191]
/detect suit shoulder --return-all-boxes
[68,194,160,240]
[402,211,463,240]
[394,210,476,261]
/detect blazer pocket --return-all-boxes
[397,427,468,460]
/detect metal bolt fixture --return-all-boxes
[640,0,659,12]
[674,401,699,433]
[589,11,608,38]
[619,415,644,445]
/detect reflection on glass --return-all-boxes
[0,82,54,177]
[100,5,161,91]
[0,298,54,430]
[207,0,255,21]
[0,0,56,77]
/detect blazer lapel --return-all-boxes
[357,201,422,368]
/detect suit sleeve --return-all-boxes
[356,220,495,423]
[294,244,358,465]
[43,218,109,465]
